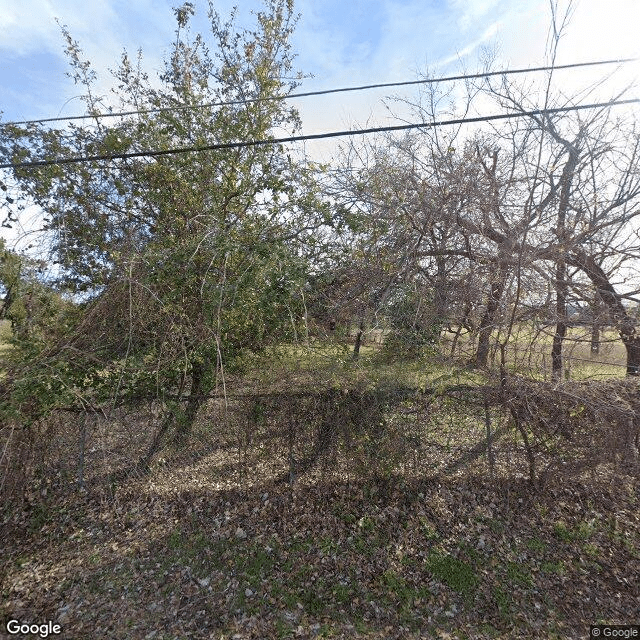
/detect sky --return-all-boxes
[1,0,640,246]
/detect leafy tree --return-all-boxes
[0,239,74,344]
[0,0,327,452]
[383,284,442,360]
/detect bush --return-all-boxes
[381,288,442,360]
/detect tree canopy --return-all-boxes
[0,0,331,444]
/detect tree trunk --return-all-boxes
[474,263,507,368]
[549,134,580,381]
[433,254,448,320]
[590,290,602,355]
[624,337,640,376]
[450,322,463,358]
[591,324,600,355]
[569,250,639,376]
[352,318,365,360]
[551,257,568,381]
[451,302,473,358]
[138,411,175,472]
[174,360,207,445]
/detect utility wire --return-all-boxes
[1,97,638,171]
[2,58,636,127]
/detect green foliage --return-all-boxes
[525,537,547,552]
[493,585,512,620]
[506,561,533,588]
[0,239,75,345]
[0,240,86,427]
[541,560,565,575]
[0,1,327,444]
[425,552,478,596]
[553,519,596,543]
[382,285,442,360]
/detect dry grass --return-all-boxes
[0,319,12,358]
[2,411,638,639]
[1,336,639,639]
[441,324,627,381]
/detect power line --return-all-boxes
[1,97,638,170]
[2,58,636,127]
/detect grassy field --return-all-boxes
[294,322,629,381]
[440,323,628,381]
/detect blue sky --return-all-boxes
[2,0,638,123]
[1,0,639,249]
[0,0,639,170]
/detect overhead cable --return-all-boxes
[2,58,636,127]
[1,97,638,170]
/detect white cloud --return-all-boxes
[436,19,503,68]
[0,0,175,116]
[0,0,114,56]
[448,0,502,32]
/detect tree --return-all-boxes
[474,76,640,375]
[0,239,74,344]
[0,0,327,451]
[327,26,640,377]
